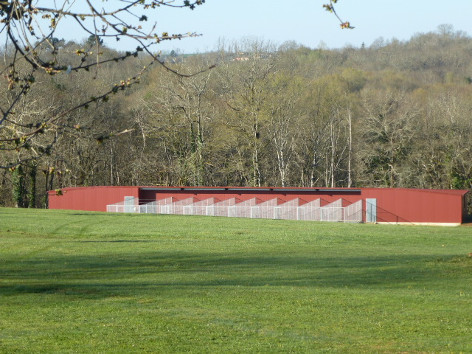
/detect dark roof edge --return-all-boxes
[140,187,362,193]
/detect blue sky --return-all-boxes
[67,0,472,53]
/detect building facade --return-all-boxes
[48,186,469,225]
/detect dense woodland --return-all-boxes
[1,25,472,209]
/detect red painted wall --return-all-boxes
[48,186,139,212]
[49,186,468,224]
[361,188,466,224]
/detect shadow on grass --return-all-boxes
[2,252,468,298]
[78,240,159,243]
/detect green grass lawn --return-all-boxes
[1,207,471,353]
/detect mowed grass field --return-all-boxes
[1,208,471,353]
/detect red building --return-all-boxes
[48,186,469,225]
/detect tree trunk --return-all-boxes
[28,162,37,208]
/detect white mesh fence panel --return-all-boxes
[298,199,321,221]
[213,198,237,217]
[320,207,343,222]
[106,196,138,213]
[107,203,124,213]
[156,197,174,214]
[232,198,258,218]
[190,198,219,216]
[276,199,301,220]
[251,198,278,219]
[173,197,195,215]
[344,200,362,223]
[139,202,156,214]
[107,195,365,223]
[321,200,343,222]
[139,197,175,214]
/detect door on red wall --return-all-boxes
[366,198,377,223]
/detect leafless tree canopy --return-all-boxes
[0,0,204,168]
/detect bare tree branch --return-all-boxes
[0,0,206,168]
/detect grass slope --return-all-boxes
[1,208,471,352]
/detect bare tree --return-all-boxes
[357,89,418,187]
[219,39,276,187]
[133,56,215,186]
[0,0,205,169]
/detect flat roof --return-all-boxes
[140,187,362,193]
